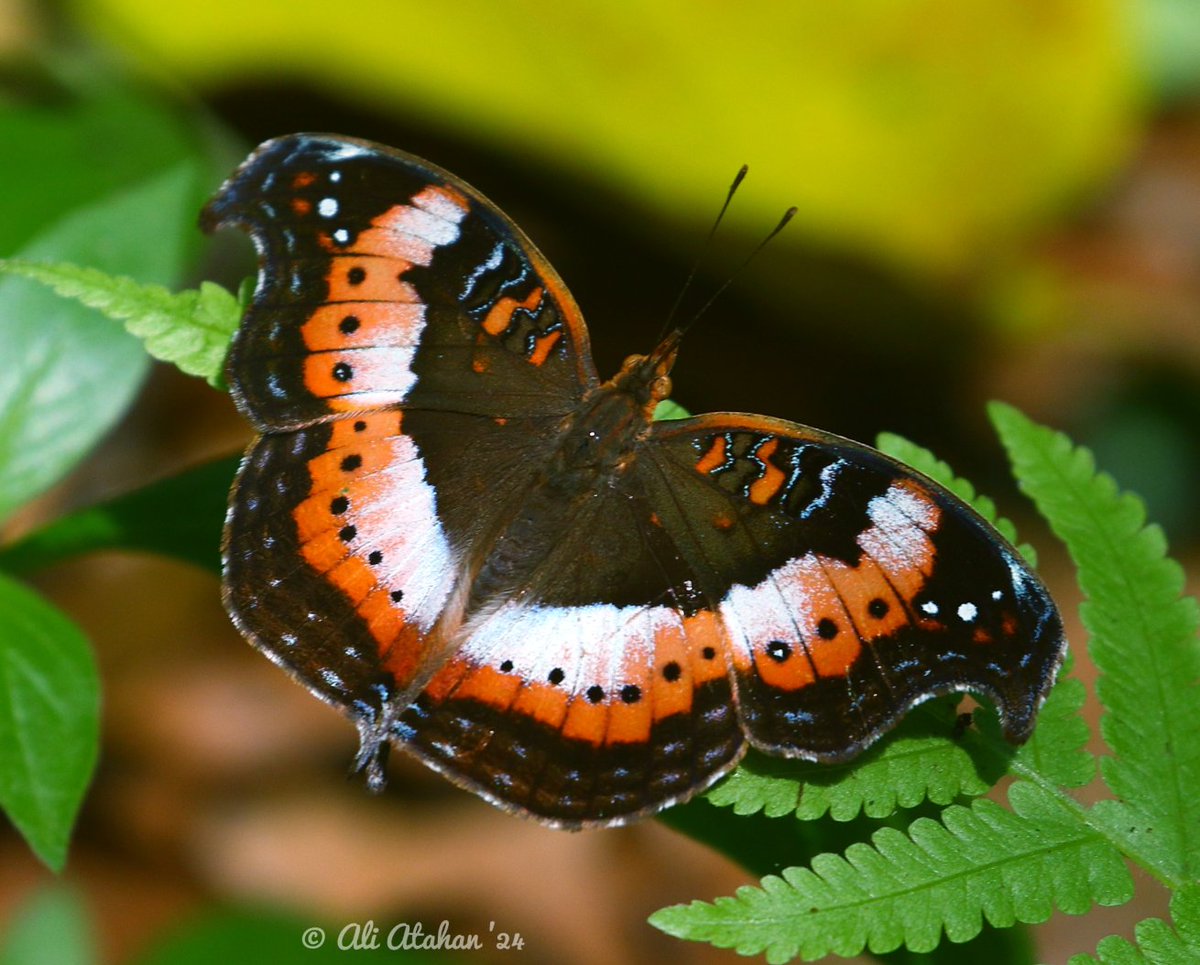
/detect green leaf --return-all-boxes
[1068,885,1200,964]
[1072,940,1142,965]
[962,653,1093,791]
[0,573,99,870]
[877,431,1035,565]
[650,781,1131,962]
[705,697,999,822]
[0,161,203,524]
[1137,0,1200,102]
[0,886,93,965]
[0,262,238,389]
[652,399,691,421]
[885,926,1036,965]
[991,401,1200,886]
[0,457,238,577]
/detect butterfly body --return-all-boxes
[204,134,1065,827]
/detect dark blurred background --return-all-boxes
[1,0,1198,962]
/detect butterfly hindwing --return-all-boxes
[384,446,746,825]
[399,602,743,825]
[223,424,407,719]
[223,413,459,718]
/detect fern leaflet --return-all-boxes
[0,259,239,387]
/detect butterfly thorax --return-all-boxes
[550,348,674,478]
[461,346,677,613]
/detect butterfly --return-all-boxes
[202,134,1065,828]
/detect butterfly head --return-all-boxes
[609,328,682,419]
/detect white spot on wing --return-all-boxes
[385,205,459,246]
[459,603,675,697]
[318,197,339,217]
[719,555,824,661]
[859,483,938,572]
[363,190,466,266]
[411,185,470,225]
[341,436,455,632]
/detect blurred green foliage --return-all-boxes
[0,77,222,875]
[0,886,91,965]
[1138,0,1200,100]
[0,888,449,965]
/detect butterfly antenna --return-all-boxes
[657,164,749,344]
[677,205,797,337]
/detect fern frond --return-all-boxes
[991,402,1200,886]
[651,781,1131,962]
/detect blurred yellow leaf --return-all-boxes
[71,0,1141,275]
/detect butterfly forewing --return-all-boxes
[202,133,598,431]
[642,413,1064,760]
